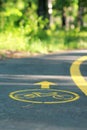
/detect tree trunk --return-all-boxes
[37,0,48,19]
[47,0,53,26]
[0,0,3,11]
[62,8,66,27]
[37,0,53,27]
[77,6,84,28]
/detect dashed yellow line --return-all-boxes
[70,56,87,96]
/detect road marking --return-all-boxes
[9,89,79,104]
[9,81,79,104]
[70,56,87,95]
[35,81,56,89]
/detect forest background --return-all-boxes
[0,0,87,56]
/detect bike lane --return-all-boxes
[0,50,87,130]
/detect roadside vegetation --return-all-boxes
[0,0,87,56]
[0,28,87,54]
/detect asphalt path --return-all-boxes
[0,50,87,130]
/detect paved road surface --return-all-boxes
[0,50,87,130]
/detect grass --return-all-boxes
[0,27,87,55]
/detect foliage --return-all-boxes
[78,0,87,7]
[54,0,78,10]
[0,28,87,53]
[0,0,49,39]
[0,0,87,54]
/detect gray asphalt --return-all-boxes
[0,50,87,130]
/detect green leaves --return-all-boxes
[5,8,22,17]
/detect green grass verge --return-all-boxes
[0,28,87,54]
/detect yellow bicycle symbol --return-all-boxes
[9,89,79,104]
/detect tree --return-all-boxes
[37,0,53,27]
[54,0,78,28]
[77,0,87,28]
[55,0,70,26]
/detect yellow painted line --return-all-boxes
[35,81,56,89]
[70,56,87,95]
